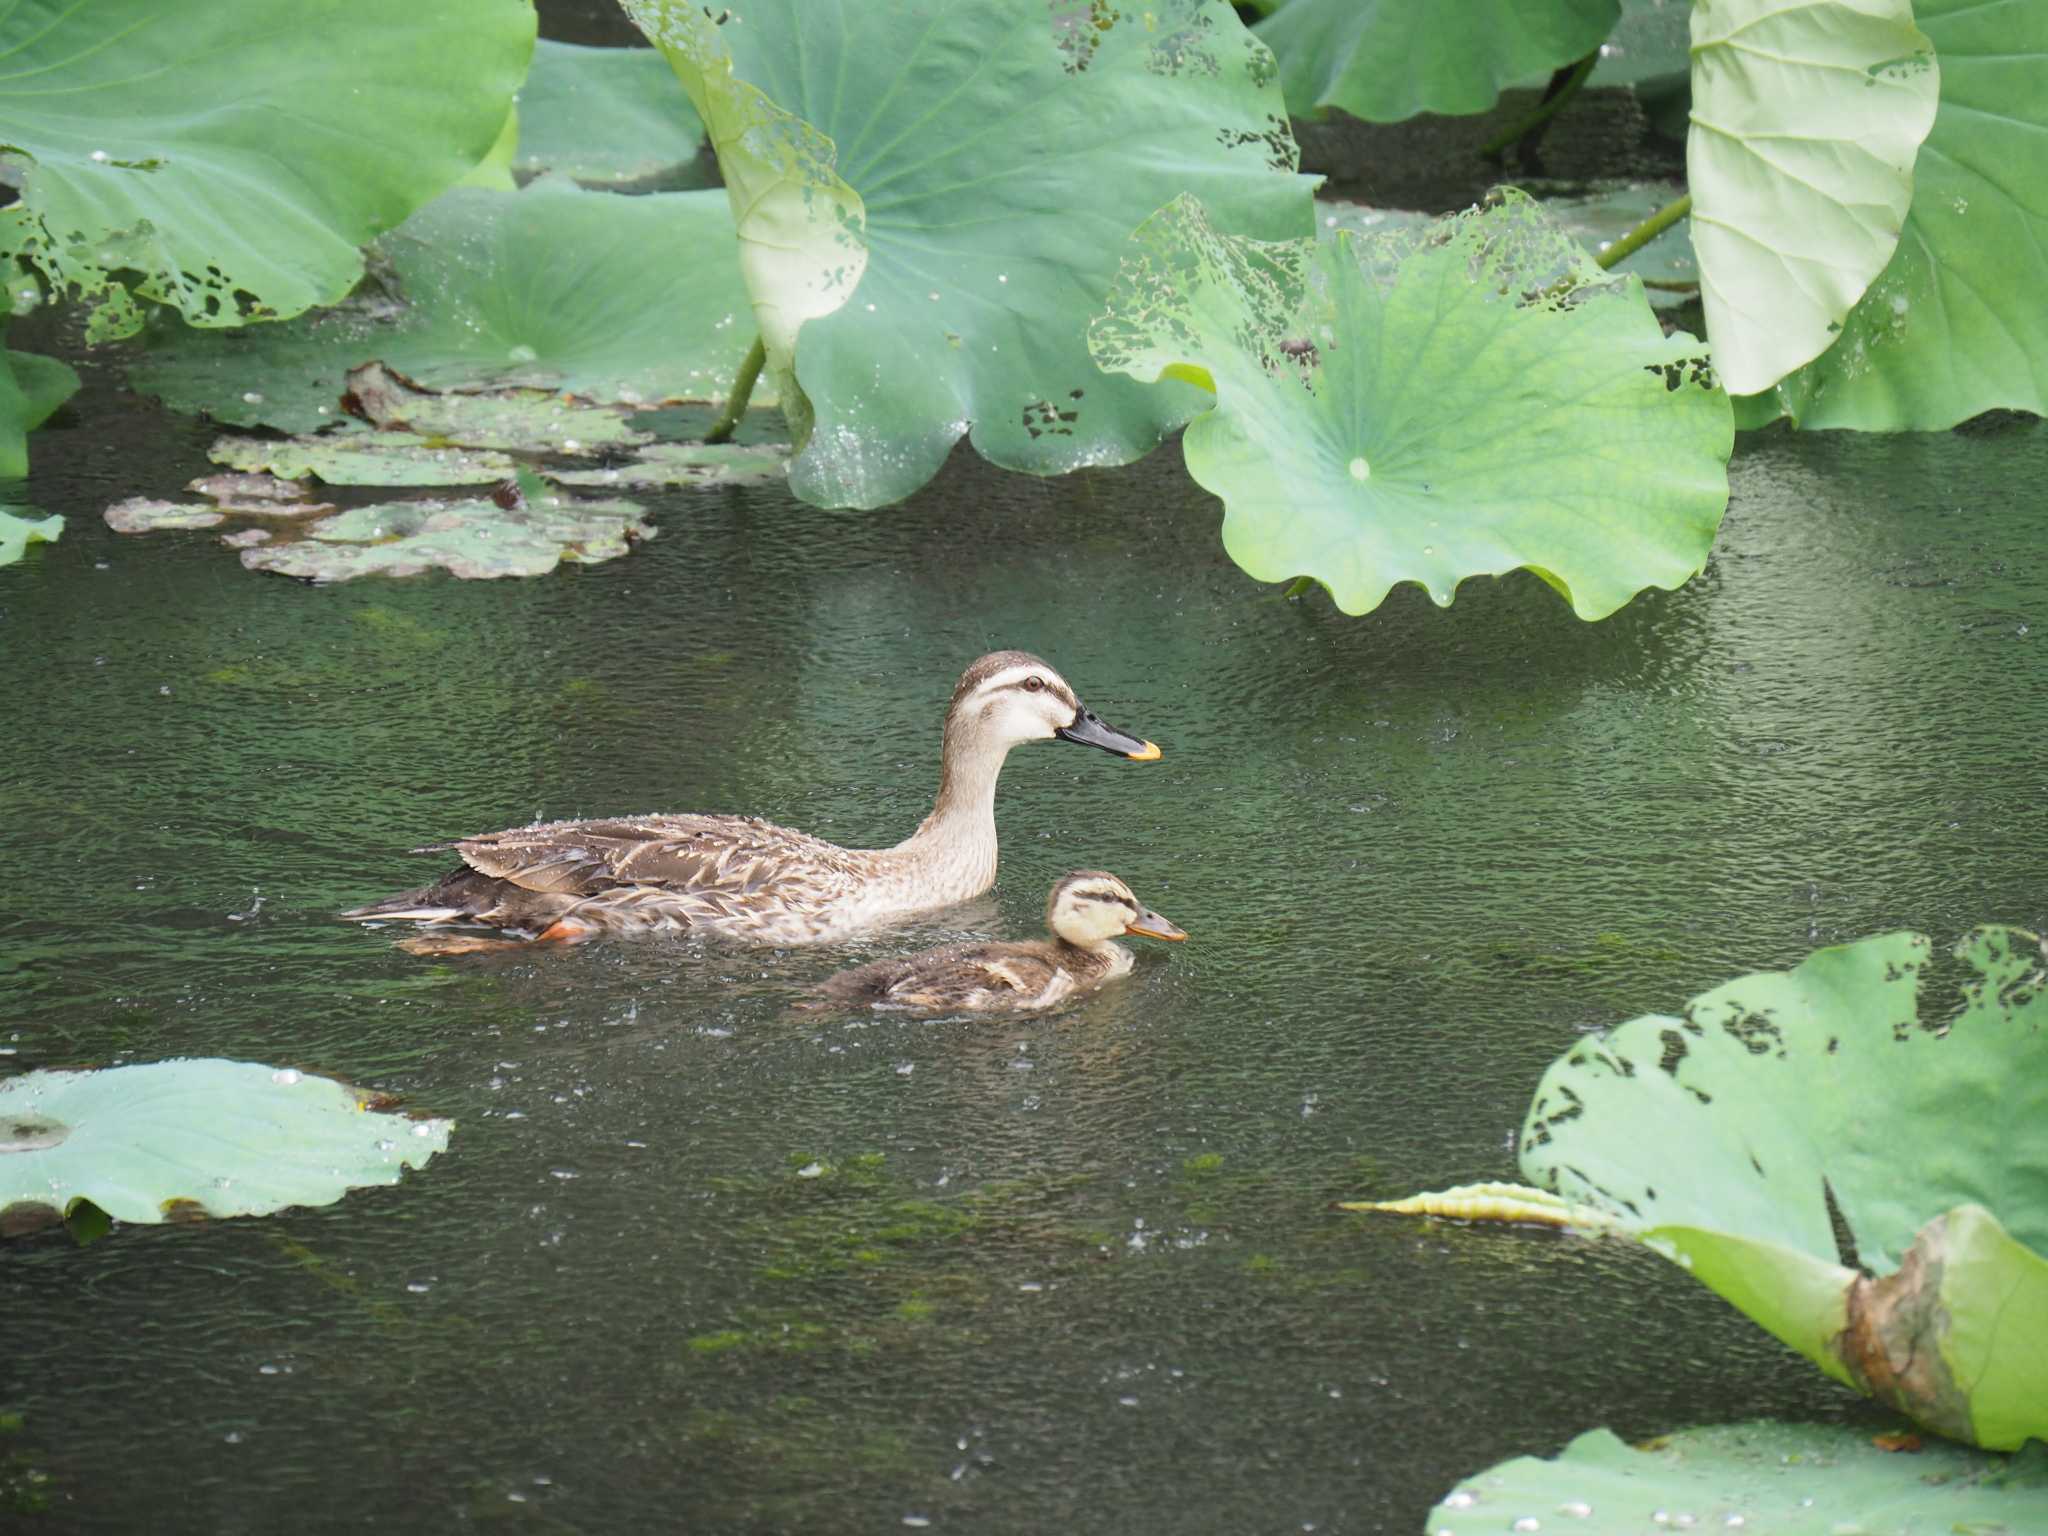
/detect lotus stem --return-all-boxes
[1283,576,1315,600]
[704,334,766,445]
[1596,192,1692,271]
[1479,48,1599,162]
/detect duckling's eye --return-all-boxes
[1023,676,1045,693]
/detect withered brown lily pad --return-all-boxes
[1364,926,2048,1450]
[340,361,647,454]
[239,494,652,583]
[209,428,518,487]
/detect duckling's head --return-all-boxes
[1045,870,1187,950]
[946,651,1160,760]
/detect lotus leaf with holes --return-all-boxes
[0,0,532,343]
[1513,926,2048,1449]
[624,0,1314,509]
[1088,190,1730,620]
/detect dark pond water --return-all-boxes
[3,346,2045,1533]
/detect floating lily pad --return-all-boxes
[0,344,79,480]
[1254,0,1618,121]
[130,181,764,434]
[239,494,652,582]
[0,1060,450,1234]
[549,441,788,489]
[340,362,646,454]
[1743,0,2048,429]
[0,507,62,565]
[626,0,1314,509]
[1686,0,1938,395]
[1089,189,1730,619]
[0,0,532,341]
[516,41,706,184]
[103,499,226,533]
[210,429,517,487]
[1434,1421,2048,1534]
[185,473,335,514]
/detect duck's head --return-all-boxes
[1046,870,1187,950]
[946,650,1160,760]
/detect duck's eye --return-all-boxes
[1023,676,1045,693]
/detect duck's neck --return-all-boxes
[886,729,1008,899]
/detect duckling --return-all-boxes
[341,651,1160,952]
[812,871,1186,1013]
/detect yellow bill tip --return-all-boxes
[1126,740,1162,762]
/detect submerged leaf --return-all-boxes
[0,1060,449,1232]
[0,0,533,341]
[1520,925,2048,1448]
[1687,0,1938,394]
[340,363,646,454]
[627,0,1314,509]
[515,41,706,184]
[548,441,789,489]
[0,507,63,566]
[1434,1421,2048,1534]
[238,495,652,583]
[209,430,517,488]
[1743,0,2048,429]
[1255,0,1618,122]
[130,182,765,434]
[1089,189,1731,619]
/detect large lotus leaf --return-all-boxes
[516,41,706,184]
[626,0,1315,510]
[1739,0,2048,429]
[0,345,77,479]
[1088,190,1731,620]
[130,182,765,435]
[1520,926,2048,1448]
[1687,0,1938,395]
[1432,1421,2048,1535]
[1254,0,1618,122]
[0,0,533,342]
[0,507,62,566]
[0,1060,450,1232]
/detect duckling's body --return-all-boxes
[341,653,1159,953]
[814,871,1185,1014]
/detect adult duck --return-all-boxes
[342,651,1159,952]
[812,870,1186,1013]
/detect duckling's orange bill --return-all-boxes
[1125,909,1187,942]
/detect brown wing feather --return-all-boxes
[819,940,1065,1013]
[449,813,865,904]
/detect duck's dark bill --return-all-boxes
[1058,706,1161,761]
[1125,909,1187,942]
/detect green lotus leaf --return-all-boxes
[0,1060,449,1233]
[1088,190,1731,620]
[1254,0,1618,122]
[1520,925,2048,1448]
[238,494,652,583]
[209,430,517,488]
[0,0,534,342]
[131,182,765,434]
[1319,183,1700,309]
[626,0,1314,509]
[516,41,706,184]
[0,506,62,566]
[1740,0,2048,429]
[0,344,78,480]
[1687,0,1938,395]
[1433,1421,2048,1534]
